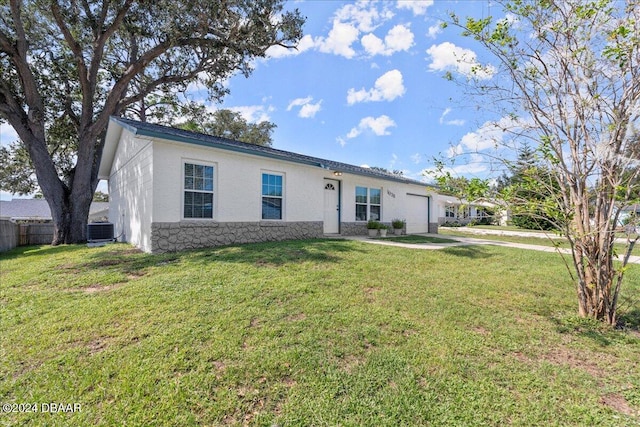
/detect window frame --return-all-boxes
[182,161,215,220]
[445,205,456,219]
[261,171,285,221]
[355,186,382,221]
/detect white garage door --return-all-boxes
[405,194,430,234]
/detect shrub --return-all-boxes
[367,220,380,229]
[391,219,405,229]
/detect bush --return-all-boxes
[367,220,380,229]
[391,219,405,229]
[441,221,463,227]
[511,214,556,231]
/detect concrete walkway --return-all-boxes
[344,234,640,265]
[454,226,633,244]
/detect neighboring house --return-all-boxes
[433,197,506,226]
[99,117,440,253]
[619,203,639,228]
[0,199,109,222]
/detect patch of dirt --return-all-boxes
[282,376,296,387]
[88,337,110,355]
[338,354,365,373]
[254,259,277,268]
[107,248,142,255]
[600,393,638,416]
[286,313,306,321]
[471,326,490,336]
[94,259,123,267]
[511,346,617,379]
[60,263,81,273]
[543,348,606,377]
[126,270,147,280]
[83,283,122,293]
[363,286,381,302]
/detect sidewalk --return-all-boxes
[454,226,632,244]
[345,234,640,265]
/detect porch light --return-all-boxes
[333,171,343,176]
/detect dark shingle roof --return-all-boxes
[112,117,433,187]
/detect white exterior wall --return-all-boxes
[107,130,154,252]
[340,177,435,226]
[110,133,438,246]
[151,139,327,223]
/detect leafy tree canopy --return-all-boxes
[0,0,304,243]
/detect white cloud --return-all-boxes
[426,42,496,80]
[0,122,19,147]
[347,69,405,105]
[410,153,422,164]
[439,108,465,126]
[299,101,322,118]
[422,154,488,178]
[347,115,397,139]
[397,0,433,16]
[269,3,412,60]
[287,96,322,118]
[230,105,275,123]
[287,96,313,111]
[266,34,317,58]
[361,24,414,56]
[427,21,442,39]
[317,20,360,58]
[361,33,385,56]
[448,116,528,157]
[336,1,394,32]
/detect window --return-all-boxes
[184,163,214,219]
[355,186,381,221]
[262,173,283,220]
[445,205,456,219]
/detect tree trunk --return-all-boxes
[31,131,101,245]
[47,188,94,244]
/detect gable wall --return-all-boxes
[107,130,154,252]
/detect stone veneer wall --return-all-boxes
[151,221,323,253]
[340,222,369,236]
[428,223,439,234]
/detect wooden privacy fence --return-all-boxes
[1,221,55,251]
[19,223,54,246]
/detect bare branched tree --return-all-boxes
[448,0,640,325]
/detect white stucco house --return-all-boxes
[433,197,506,226]
[99,117,440,253]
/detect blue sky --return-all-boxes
[0,0,508,200]
[216,0,506,181]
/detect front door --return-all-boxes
[323,179,340,234]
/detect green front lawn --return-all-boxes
[1,241,639,426]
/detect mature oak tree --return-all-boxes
[177,107,276,147]
[0,0,304,244]
[448,0,640,324]
[0,107,277,195]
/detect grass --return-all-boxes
[1,240,640,426]
[375,235,459,244]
